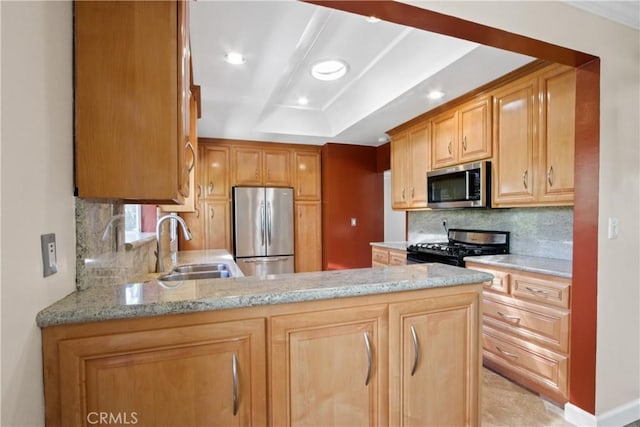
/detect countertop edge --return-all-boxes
[464,255,572,279]
[36,266,492,328]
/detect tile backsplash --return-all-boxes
[76,199,156,290]
[408,206,573,260]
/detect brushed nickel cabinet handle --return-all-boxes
[447,141,452,155]
[462,135,467,151]
[210,207,215,219]
[522,169,529,189]
[497,311,521,323]
[208,182,213,195]
[363,332,372,386]
[410,325,419,376]
[186,141,196,173]
[255,169,259,179]
[525,286,549,297]
[232,353,239,416]
[402,189,405,200]
[411,187,415,198]
[548,166,554,187]
[496,346,519,359]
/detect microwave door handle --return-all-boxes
[465,171,470,199]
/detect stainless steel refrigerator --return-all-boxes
[232,187,295,276]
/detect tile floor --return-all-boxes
[482,367,640,427]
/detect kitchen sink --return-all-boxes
[157,263,233,282]
[171,263,230,274]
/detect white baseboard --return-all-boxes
[565,399,640,427]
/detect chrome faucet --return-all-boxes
[155,215,192,273]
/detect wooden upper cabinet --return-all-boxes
[538,65,576,205]
[293,150,321,201]
[389,292,480,426]
[458,97,492,163]
[202,145,230,200]
[431,112,458,169]
[390,123,430,210]
[271,305,387,427]
[492,77,538,206]
[431,96,491,170]
[493,64,576,207]
[75,1,192,203]
[263,149,291,187]
[231,146,292,187]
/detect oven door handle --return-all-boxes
[465,171,470,200]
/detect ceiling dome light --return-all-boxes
[427,90,445,100]
[297,96,309,106]
[311,59,348,81]
[224,52,246,65]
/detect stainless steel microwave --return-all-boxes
[427,161,490,209]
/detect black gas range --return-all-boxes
[407,229,510,267]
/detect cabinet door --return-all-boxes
[232,147,262,186]
[431,111,457,169]
[538,66,576,204]
[264,149,291,187]
[492,77,537,206]
[179,201,205,250]
[389,292,480,427]
[271,305,387,427]
[176,0,191,199]
[408,124,430,207]
[391,131,409,209]
[294,201,322,272]
[202,145,230,200]
[57,319,267,427]
[459,97,492,163]
[293,151,321,200]
[204,200,232,252]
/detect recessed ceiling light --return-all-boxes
[297,96,309,106]
[224,52,246,65]
[311,59,348,81]
[427,90,445,100]
[366,16,381,23]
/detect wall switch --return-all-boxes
[351,217,357,227]
[41,233,58,277]
[607,217,619,240]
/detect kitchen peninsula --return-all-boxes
[37,256,490,426]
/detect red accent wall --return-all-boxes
[309,0,600,413]
[322,143,384,270]
[141,205,157,232]
[376,142,391,172]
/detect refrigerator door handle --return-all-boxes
[267,202,272,247]
[260,201,265,247]
[241,257,289,263]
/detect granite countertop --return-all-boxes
[463,254,572,278]
[370,241,410,251]
[36,261,491,328]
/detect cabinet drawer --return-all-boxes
[511,273,570,308]
[388,250,406,266]
[372,247,389,265]
[467,264,509,294]
[482,326,567,401]
[483,294,569,352]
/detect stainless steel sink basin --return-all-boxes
[172,263,229,274]
[157,269,231,282]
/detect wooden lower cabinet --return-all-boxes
[44,316,267,426]
[42,284,482,426]
[466,261,571,404]
[371,246,407,267]
[271,304,388,426]
[389,293,480,427]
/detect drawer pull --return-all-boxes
[525,286,549,297]
[410,325,419,376]
[496,346,519,359]
[363,332,372,386]
[497,312,520,323]
[232,353,238,416]
[490,279,503,287]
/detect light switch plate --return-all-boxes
[41,233,58,277]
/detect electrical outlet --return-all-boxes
[351,217,357,227]
[41,233,58,277]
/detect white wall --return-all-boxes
[1,2,75,426]
[404,0,640,418]
[383,170,406,241]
